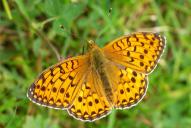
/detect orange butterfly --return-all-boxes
[27,32,165,121]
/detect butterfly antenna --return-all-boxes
[46,38,62,61]
[96,7,113,42]
[108,7,112,16]
[60,25,87,55]
[82,45,85,55]
[32,26,62,61]
[16,6,62,61]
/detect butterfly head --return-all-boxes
[87,40,97,50]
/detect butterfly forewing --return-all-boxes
[27,56,89,109]
[103,32,165,74]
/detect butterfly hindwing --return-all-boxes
[68,69,112,121]
[112,66,148,109]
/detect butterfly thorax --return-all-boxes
[88,41,114,104]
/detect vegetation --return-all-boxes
[0,0,191,128]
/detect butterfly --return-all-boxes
[27,32,166,122]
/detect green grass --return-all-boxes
[1,0,191,128]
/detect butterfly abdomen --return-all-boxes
[98,68,113,104]
[90,46,114,104]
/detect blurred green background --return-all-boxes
[1,0,191,128]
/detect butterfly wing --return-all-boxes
[68,68,112,122]
[109,65,148,109]
[103,32,166,74]
[27,55,90,109]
